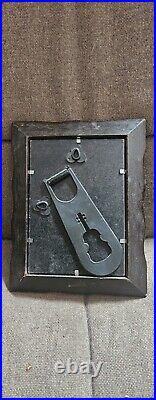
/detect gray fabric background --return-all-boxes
[3,3,154,398]
[3,239,154,398]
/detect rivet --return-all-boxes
[27,238,34,244]
[120,239,127,244]
[119,169,126,175]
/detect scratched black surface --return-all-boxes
[28,138,125,276]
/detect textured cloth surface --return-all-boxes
[3,239,153,398]
[86,239,154,398]
[3,2,153,139]
[3,241,92,398]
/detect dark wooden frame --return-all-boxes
[10,119,147,296]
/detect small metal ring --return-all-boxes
[71,148,80,161]
[36,200,49,211]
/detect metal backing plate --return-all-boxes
[28,138,125,277]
